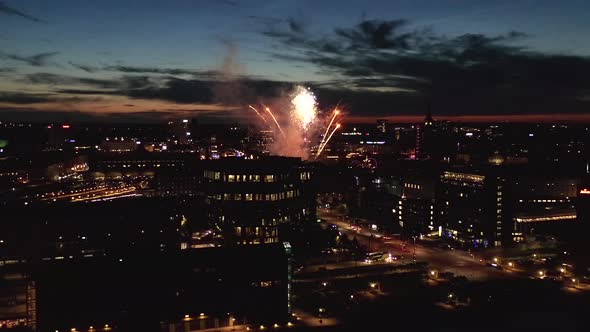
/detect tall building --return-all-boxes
[415,106,434,159]
[168,119,192,145]
[397,175,436,237]
[203,157,315,245]
[437,168,513,248]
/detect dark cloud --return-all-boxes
[287,15,306,34]
[262,18,590,116]
[0,91,101,105]
[68,61,99,73]
[247,15,282,25]
[43,72,290,106]
[0,92,52,104]
[55,89,115,95]
[23,72,121,89]
[0,108,175,123]
[104,65,199,76]
[0,1,45,23]
[1,51,58,66]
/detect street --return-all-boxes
[318,209,512,281]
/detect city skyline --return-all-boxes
[2,0,590,123]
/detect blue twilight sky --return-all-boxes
[2,0,590,122]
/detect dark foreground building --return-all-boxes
[2,243,292,331]
[0,196,293,331]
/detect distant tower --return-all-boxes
[376,119,388,134]
[416,104,434,159]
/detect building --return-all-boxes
[100,137,139,153]
[202,157,315,245]
[90,152,196,182]
[0,197,293,330]
[33,244,292,331]
[168,119,192,145]
[415,107,434,160]
[510,175,580,242]
[0,273,36,330]
[437,168,512,248]
[397,175,436,237]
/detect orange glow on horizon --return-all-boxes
[344,114,590,123]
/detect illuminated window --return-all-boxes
[223,193,231,200]
[245,194,253,201]
[264,175,274,182]
[228,175,235,182]
[214,172,220,180]
[254,175,261,182]
[234,194,242,200]
[497,191,502,196]
[236,175,241,182]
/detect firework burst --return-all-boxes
[291,86,317,130]
[248,85,343,160]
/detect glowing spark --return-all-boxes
[291,86,317,130]
[316,123,341,158]
[248,105,269,125]
[265,106,286,138]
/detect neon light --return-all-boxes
[580,189,590,195]
[62,124,70,129]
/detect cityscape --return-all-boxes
[2,1,590,331]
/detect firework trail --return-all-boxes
[248,105,269,125]
[316,108,341,157]
[316,123,341,159]
[320,108,339,146]
[265,106,286,138]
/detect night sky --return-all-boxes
[1,0,590,123]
